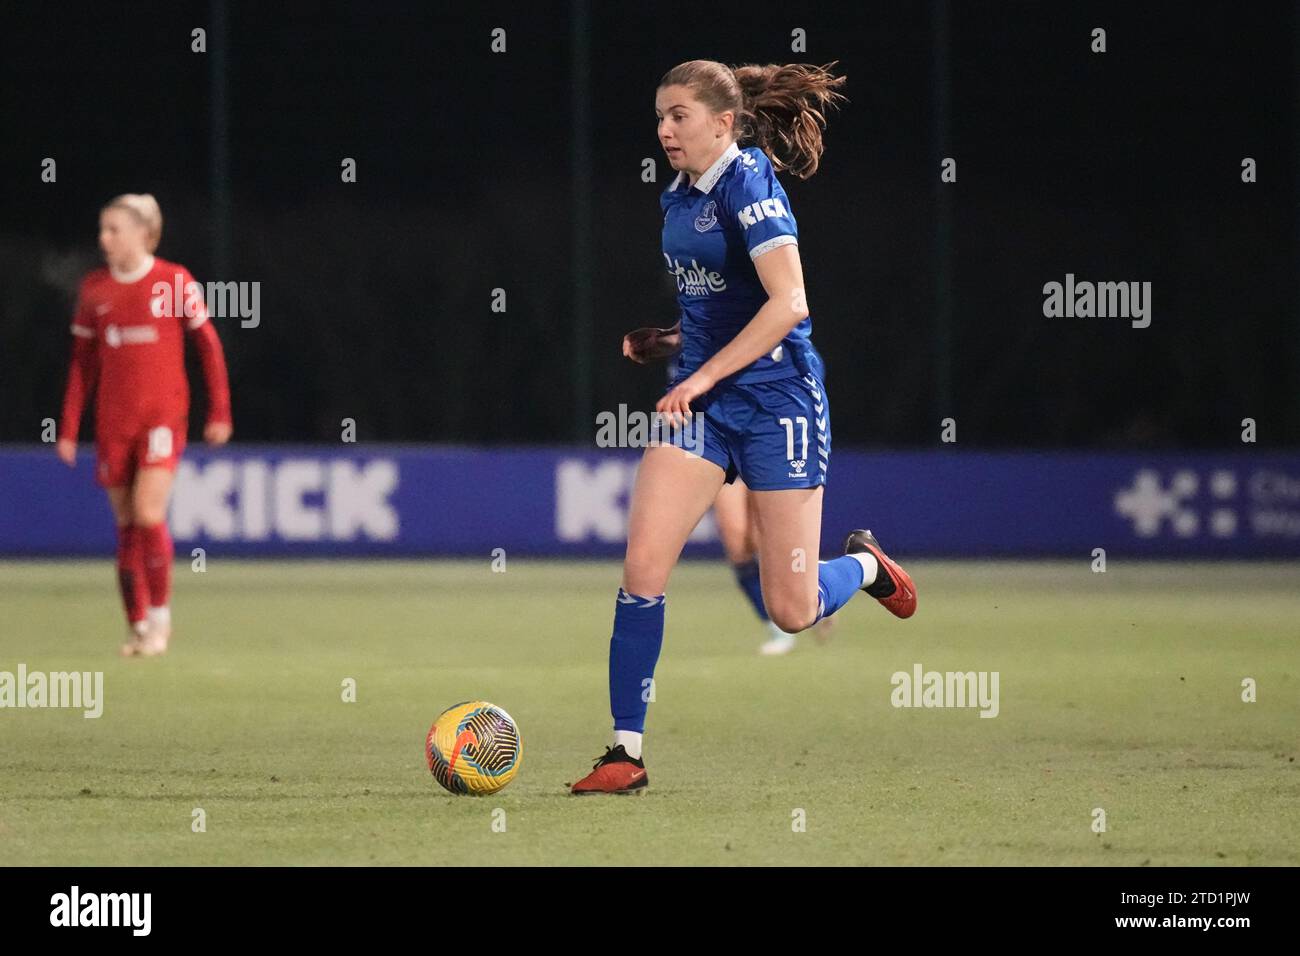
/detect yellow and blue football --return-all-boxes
[425,700,522,795]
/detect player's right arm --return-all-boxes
[622,320,682,364]
[57,283,98,467]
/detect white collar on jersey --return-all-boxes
[110,254,156,284]
[671,140,741,194]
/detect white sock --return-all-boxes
[147,605,171,629]
[613,730,643,760]
[130,620,149,637]
[847,552,879,589]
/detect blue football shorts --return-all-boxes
[678,372,831,490]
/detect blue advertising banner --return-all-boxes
[1,445,1298,558]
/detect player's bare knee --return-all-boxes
[721,541,753,565]
[767,599,817,635]
[133,505,166,527]
[715,515,749,562]
[622,555,670,598]
[623,576,669,599]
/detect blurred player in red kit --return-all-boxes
[57,194,232,657]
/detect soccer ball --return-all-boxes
[425,700,522,795]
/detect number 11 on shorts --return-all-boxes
[778,416,808,461]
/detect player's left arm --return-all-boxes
[657,244,808,419]
[57,279,100,466]
[180,269,233,445]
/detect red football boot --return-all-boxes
[844,529,917,619]
[570,745,648,796]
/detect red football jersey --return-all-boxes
[60,256,231,443]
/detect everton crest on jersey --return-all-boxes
[660,141,818,385]
[694,200,719,233]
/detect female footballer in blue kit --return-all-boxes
[571,60,917,795]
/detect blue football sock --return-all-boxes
[732,559,769,621]
[815,555,865,622]
[609,588,666,733]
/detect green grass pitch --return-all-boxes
[1,558,1297,866]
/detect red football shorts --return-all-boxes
[95,420,188,488]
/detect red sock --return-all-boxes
[116,524,148,625]
[138,522,174,609]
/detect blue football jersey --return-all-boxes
[660,141,819,386]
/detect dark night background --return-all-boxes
[2,0,1296,448]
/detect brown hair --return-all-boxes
[658,60,847,180]
[102,193,163,252]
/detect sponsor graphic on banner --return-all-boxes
[168,457,401,542]
[1112,467,1300,542]
[1,447,1297,557]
